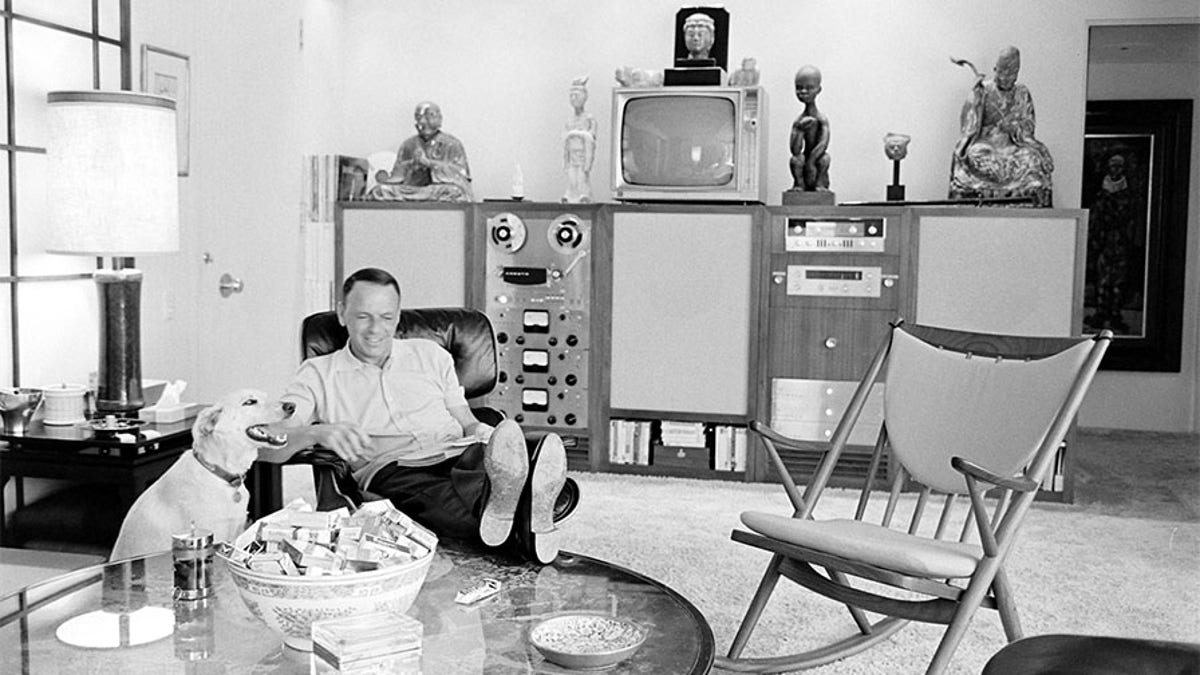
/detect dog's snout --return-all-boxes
[282,401,296,415]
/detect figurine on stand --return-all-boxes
[665,7,727,86]
[368,101,474,202]
[728,57,760,86]
[681,12,716,62]
[563,77,596,203]
[883,132,911,201]
[949,46,1054,206]
[783,65,833,204]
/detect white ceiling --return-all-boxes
[1089,23,1199,64]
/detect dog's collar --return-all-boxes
[192,450,246,489]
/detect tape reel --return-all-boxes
[488,212,527,253]
[547,214,586,254]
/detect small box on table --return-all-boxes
[310,609,422,674]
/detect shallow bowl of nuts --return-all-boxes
[529,612,648,670]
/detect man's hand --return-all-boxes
[308,423,373,464]
[465,422,495,445]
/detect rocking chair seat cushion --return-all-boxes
[740,512,983,579]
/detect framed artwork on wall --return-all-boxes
[140,44,190,176]
[1081,99,1192,372]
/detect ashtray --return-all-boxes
[529,613,647,671]
[87,417,147,434]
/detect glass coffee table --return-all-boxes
[1,546,714,673]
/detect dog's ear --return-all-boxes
[192,404,222,439]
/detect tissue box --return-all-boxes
[142,379,169,407]
[139,402,202,424]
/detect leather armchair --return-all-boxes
[287,308,578,521]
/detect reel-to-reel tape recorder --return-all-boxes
[480,205,597,440]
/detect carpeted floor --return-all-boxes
[558,427,1200,674]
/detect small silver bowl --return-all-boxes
[0,387,44,435]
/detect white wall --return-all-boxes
[123,0,1198,431]
[132,0,346,404]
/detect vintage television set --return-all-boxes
[611,85,768,203]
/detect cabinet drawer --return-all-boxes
[770,378,884,446]
[766,308,895,381]
[652,445,710,469]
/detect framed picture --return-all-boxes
[1082,99,1192,371]
[140,44,190,176]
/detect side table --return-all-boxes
[0,418,197,548]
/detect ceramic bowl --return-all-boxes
[529,613,648,670]
[217,523,435,651]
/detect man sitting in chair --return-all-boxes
[259,267,567,564]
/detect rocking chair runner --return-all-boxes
[718,320,1112,674]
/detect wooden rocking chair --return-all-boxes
[717,320,1112,674]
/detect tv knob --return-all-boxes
[548,336,558,346]
[547,376,558,386]
[565,374,578,386]
[515,374,525,384]
[547,415,557,425]
[565,414,577,426]
[497,332,508,344]
[515,414,524,423]
[498,371,508,383]
[565,334,579,347]
[515,335,525,345]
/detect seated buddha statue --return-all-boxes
[368,101,473,203]
[949,46,1054,206]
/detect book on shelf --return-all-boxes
[659,420,707,448]
[609,419,651,466]
[303,154,370,224]
[714,425,733,471]
[732,426,747,472]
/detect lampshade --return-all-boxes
[45,90,179,256]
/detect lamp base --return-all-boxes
[95,269,144,413]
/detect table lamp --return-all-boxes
[44,91,179,414]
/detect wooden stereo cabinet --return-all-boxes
[603,203,765,481]
[333,202,1088,500]
[755,206,1088,502]
[756,206,909,489]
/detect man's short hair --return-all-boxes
[343,267,401,299]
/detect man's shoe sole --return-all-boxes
[528,434,567,564]
[479,426,529,546]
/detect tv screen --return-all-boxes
[620,96,736,188]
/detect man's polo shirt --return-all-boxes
[282,338,469,487]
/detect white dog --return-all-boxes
[110,389,294,561]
